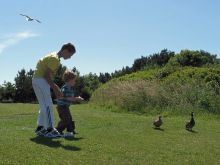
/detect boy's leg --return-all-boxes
[56,106,69,134]
[71,121,76,134]
[70,112,76,133]
[66,108,74,132]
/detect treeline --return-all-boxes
[0,49,218,103]
[0,67,101,102]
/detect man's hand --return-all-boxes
[43,67,63,99]
[53,84,63,99]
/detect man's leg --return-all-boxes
[32,79,59,137]
[32,80,48,135]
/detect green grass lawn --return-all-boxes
[0,103,219,165]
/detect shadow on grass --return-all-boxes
[30,136,81,151]
[64,137,84,141]
[153,127,164,131]
[186,129,198,133]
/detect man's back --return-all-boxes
[33,52,60,78]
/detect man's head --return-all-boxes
[59,43,76,59]
[63,70,77,86]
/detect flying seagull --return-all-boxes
[20,14,41,23]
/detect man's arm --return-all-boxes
[43,67,63,99]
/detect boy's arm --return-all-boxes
[44,67,63,99]
[66,96,84,102]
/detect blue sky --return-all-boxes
[0,0,220,84]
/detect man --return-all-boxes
[32,43,76,138]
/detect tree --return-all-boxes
[1,81,16,101]
[132,56,148,72]
[176,50,217,67]
[74,73,101,101]
[132,49,175,71]
[99,72,112,83]
[81,73,101,100]
[0,85,3,101]
[14,69,35,102]
[149,49,175,66]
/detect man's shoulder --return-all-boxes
[40,52,60,69]
[44,52,59,61]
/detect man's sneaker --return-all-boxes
[44,128,62,138]
[35,126,43,132]
[73,130,78,135]
[64,132,74,137]
[35,126,47,136]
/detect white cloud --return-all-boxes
[0,31,39,54]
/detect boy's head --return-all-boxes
[63,70,77,86]
[60,43,76,59]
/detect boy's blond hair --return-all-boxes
[63,70,77,82]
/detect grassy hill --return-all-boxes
[90,50,220,115]
[91,66,220,115]
[0,103,220,164]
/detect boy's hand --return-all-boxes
[66,96,84,102]
[76,96,84,102]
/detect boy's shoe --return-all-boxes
[35,126,47,136]
[64,132,74,137]
[44,128,62,138]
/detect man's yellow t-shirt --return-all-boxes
[33,52,60,78]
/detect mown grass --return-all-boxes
[0,103,220,165]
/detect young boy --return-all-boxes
[32,43,76,138]
[56,70,84,137]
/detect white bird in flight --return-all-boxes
[20,14,41,23]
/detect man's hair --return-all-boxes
[63,70,77,82]
[61,43,76,54]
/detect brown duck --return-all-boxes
[153,116,162,128]
[185,112,195,131]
